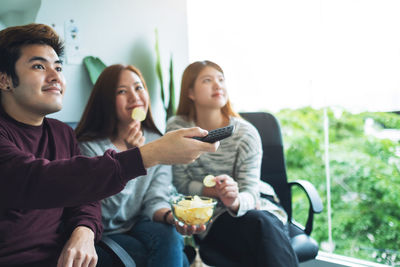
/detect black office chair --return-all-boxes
[65,122,135,266]
[197,112,323,266]
[97,236,136,266]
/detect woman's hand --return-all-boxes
[156,208,207,235]
[125,122,145,148]
[174,221,207,236]
[57,226,97,267]
[214,174,240,212]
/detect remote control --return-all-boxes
[193,125,234,143]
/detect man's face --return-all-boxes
[7,44,66,120]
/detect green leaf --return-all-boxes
[83,56,107,85]
[154,28,165,108]
[166,54,176,119]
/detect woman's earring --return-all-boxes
[6,86,10,91]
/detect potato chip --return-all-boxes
[203,175,216,187]
[131,107,146,122]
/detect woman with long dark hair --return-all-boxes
[76,64,202,267]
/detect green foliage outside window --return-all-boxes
[275,107,400,266]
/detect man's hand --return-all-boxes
[57,226,97,267]
[140,127,219,168]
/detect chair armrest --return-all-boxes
[98,236,136,267]
[289,179,323,235]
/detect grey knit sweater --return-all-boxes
[166,115,287,237]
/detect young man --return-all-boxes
[0,24,218,266]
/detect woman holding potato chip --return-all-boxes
[166,61,299,267]
[75,64,203,267]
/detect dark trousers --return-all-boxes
[200,210,299,267]
[96,245,115,267]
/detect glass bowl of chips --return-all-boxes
[170,195,217,226]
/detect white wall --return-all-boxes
[35,0,189,129]
[0,0,41,27]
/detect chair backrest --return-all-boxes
[65,122,78,129]
[240,112,292,218]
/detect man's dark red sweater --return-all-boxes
[0,108,146,265]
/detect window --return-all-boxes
[187,0,400,265]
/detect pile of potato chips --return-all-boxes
[172,195,215,225]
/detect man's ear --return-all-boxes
[0,72,12,92]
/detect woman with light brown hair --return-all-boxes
[167,60,299,267]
